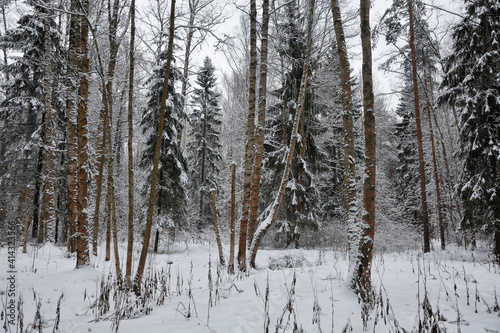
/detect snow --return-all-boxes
[1,242,500,332]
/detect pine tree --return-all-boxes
[440,0,500,258]
[187,56,223,231]
[140,52,188,243]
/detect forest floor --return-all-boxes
[1,240,499,332]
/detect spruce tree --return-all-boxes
[140,52,188,242]
[187,56,223,231]
[262,0,323,248]
[0,3,63,238]
[440,0,500,258]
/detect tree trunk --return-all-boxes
[408,0,430,253]
[23,187,30,253]
[237,0,258,271]
[126,0,136,288]
[1,5,9,82]
[65,0,79,255]
[93,105,106,257]
[422,50,445,250]
[76,0,91,268]
[34,122,44,243]
[180,0,196,147]
[247,0,269,263]
[249,0,316,267]
[331,0,358,258]
[229,163,236,274]
[356,0,376,302]
[211,190,225,265]
[41,11,54,244]
[134,0,176,295]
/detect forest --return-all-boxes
[0,0,499,331]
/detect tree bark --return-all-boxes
[228,163,236,274]
[41,10,54,244]
[23,187,30,253]
[237,0,258,271]
[422,50,445,250]
[134,0,176,294]
[331,0,358,258]
[211,190,225,265]
[408,0,430,253]
[66,0,79,255]
[356,0,376,302]
[76,0,91,268]
[248,0,269,260]
[125,0,136,288]
[249,0,316,266]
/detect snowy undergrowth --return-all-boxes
[1,242,499,333]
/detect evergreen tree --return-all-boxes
[262,0,323,248]
[440,0,500,257]
[187,56,223,231]
[140,51,188,239]
[392,85,420,223]
[0,3,63,237]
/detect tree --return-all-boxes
[248,0,269,261]
[248,0,316,266]
[134,0,176,294]
[75,0,91,268]
[126,0,136,288]
[259,0,322,250]
[408,0,431,253]
[331,0,358,258]
[356,0,376,302]
[0,2,62,242]
[187,56,222,230]
[139,50,187,248]
[237,0,257,270]
[440,0,500,259]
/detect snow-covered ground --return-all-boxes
[1,241,499,332]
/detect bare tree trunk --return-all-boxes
[408,0,430,253]
[1,5,9,82]
[249,0,316,266]
[76,0,91,267]
[331,0,357,258]
[237,0,258,271]
[355,0,376,302]
[422,50,445,250]
[248,0,269,260]
[180,0,196,147]
[41,11,54,244]
[66,0,79,255]
[134,0,176,295]
[211,190,225,265]
[23,187,30,253]
[228,163,236,274]
[125,0,136,288]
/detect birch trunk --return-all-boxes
[237,0,258,271]
[248,0,269,260]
